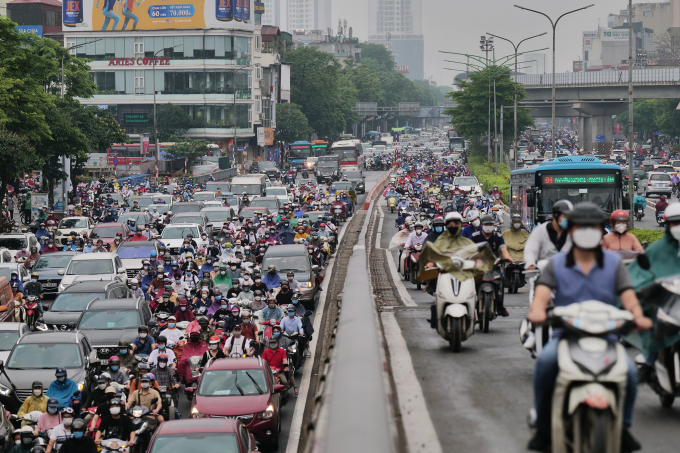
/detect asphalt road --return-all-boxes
[377,198,680,452]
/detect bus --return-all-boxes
[287,141,313,169]
[510,156,625,230]
[311,140,329,157]
[365,131,380,143]
[331,139,364,171]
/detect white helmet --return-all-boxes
[130,278,139,285]
[466,209,479,221]
[445,211,463,223]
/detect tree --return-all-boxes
[155,104,194,142]
[164,137,209,171]
[412,79,451,105]
[0,128,38,216]
[445,66,534,143]
[359,43,396,72]
[654,32,680,66]
[275,103,313,144]
[346,65,384,104]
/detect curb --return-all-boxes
[364,168,396,210]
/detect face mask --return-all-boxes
[33,389,42,396]
[270,343,277,350]
[110,406,122,416]
[482,225,494,234]
[512,222,521,229]
[243,287,250,292]
[268,304,276,309]
[288,312,295,318]
[221,304,227,310]
[141,382,150,389]
[131,285,138,290]
[434,226,443,233]
[48,407,58,414]
[231,266,237,270]
[98,383,106,390]
[63,418,73,427]
[244,318,251,324]
[447,226,459,236]
[571,227,603,250]
[139,333,147,339]
[31,279,37,283]
[559,217,568,230]
[255,279,261,283]
[168,321,176,328]
[57,376,66,383]
[614,223,627,234]
[209,344,218,350]
[273,332,280,338]
[471,219,480,228]
[110,365,119,371]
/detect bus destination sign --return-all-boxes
[543,174,615,185]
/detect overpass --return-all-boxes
[514,68,680,150]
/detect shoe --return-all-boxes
[637,363,653,385]
[527,430,550,451]
[306,349,311,357]
[497,308,509,317]
[621,428,641,453]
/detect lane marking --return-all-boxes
[381,312,443,453]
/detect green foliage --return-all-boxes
[412,79,451,105]
[0,127,38,211]
[630,228,665,245]
[275,103,313,143]
[616,99,680,139]
[445,66,534,143]
[165,137,209,169]
[359,43,396,72]
[467,151,510,203]
[155,104,194,142]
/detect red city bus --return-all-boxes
[330,140,364,171]
[106,143,171,166]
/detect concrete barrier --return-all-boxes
[364,168,395,210]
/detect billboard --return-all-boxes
[601,30,629,41]
[63,0,253,31]
[582,31,598,39]
[17,25,43,37]
[573,61,583,72]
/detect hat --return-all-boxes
[55,367,67,377]
[47,398,59,408]
[168,315,176,321]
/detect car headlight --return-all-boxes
[55,231,61,236]
[257,405,275,420]
[0,383,12,396]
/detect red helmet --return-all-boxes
[610,209,629,224]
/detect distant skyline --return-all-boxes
[328,0,636,86]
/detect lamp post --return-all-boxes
[514,4,594,154]
[628,0,635,226]
[486,32,547,170]
[232,67,249,172]
[480,36,494,160]
[153,44,183,183]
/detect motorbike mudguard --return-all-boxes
[566,383,617,415]
[444,303,468,319]
[430,304,437,329]
[480,282,495,294]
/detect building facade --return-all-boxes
[581,23,654,70]
[7,0,64,44]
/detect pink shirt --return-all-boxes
[36,412,61,432]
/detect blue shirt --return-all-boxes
[262,272,280,289]
[46,378,79,409]
[132,335,156,355]
[461,224,481,239]
[280,315,304,334]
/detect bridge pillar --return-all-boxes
[572,102,626,151]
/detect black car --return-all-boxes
[32,252,78,302]
[262,244,318,309]
[341,171,366,194]
[76,298,152,361]
[44,280,131,326]
[256,161,281,180]
[0,331,98,412]
[171,201,206,214]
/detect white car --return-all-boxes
[54,217,95,246]
[0,233,39,260]
[57,252,127,292]
[160,223,207,255]
[453,176,483,195]
[264,186,293,203]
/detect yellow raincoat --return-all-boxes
[17,393,48,423]
[502,226,530,262]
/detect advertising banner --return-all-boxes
[601,30,629,41]
[573,61,583,72]
[264,127,273,145]
[63,0,253,31]
[17,25,43,37]
[582,31,598,39]
[257,127,265,146]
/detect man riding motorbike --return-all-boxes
[502,214,529,262]
[601,210,644,252]
[524,200,573,270]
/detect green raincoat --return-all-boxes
[418,229,494,282]
[502,227,530,262]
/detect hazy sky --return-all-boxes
[332,0,632,86]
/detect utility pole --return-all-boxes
[628,0,635,226]
[480,36,494,161]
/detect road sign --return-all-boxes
[113,157,119,166]
[237,147,245,151]
[595,135,606,144]
[399,102,420,115]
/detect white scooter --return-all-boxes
[519,259,552,358]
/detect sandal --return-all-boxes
[294,387,299,395]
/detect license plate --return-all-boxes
[158,386,167,392]
[43,283,57,288]
[657,184,666,188]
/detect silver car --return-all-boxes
[640,171,672,197]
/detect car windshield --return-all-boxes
[0,268,18,280]
[455,177,477,186]
[198,369,268,396]
[259,162,276,169]
[52,293,105,311]
[33,255,74,269]
[161,227,199,239]
[59,218,88,229]
[149,433,239,453]
[78,310,141,329]
[263,255,310,272]
[206,182,230,191]
[250,199,278,210]
[202,210,231,223]
[318,161,338,169]
[67,259,114,275]
[172,216,204,226]
[0,332,19,351]
[0,238,27,250]
[171,204,201,214]
[8,343,82,368]
[129,197,154,207]
[651,174,671,181]
[334,183,353,191]
[90,227,122,238]
[266,188,287,196]
[117,245,155,259]
[231,184,261,195]
[193,192,216,201]
[118,214,148,225]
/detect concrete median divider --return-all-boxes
[364,166,396,210]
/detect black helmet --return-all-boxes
[552,200,574,216]
[157,335,167,344]
[118,340,130,349]
[138,325,148,333]
[480,214,495,224]
[432,218,445,227]
[567,202,607,227]
[71,419,87,432]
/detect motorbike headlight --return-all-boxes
[0,383,12,396]
[132,409,143,418]
[77,381,84,392]
[257,405,275,420]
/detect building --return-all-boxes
[260,0,329,34]
[290,21,361,63]
[6,0,63,44]
[367,0,424,80]
[609,1,674,35]
[63,0,279,173]
[581,23,654,70]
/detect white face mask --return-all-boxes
[482,225,494,234]
[98,383,106,390]
[614,223,627,234]
[571,227,603,249]
[512,222,521,229]
[158,362,167,368]
[110,407,121,415]
[471,219,480,228]
[139,333,147,338]
[63,418,73,427]
[141,382,150,389]
[33,389,42,396]
[209,344,218,350]
[671,225,680,241]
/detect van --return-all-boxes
[0,277,15,322]
[230,175,267,200]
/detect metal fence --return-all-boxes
[516,68,680,87]
[189,167,238,185]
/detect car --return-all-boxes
[262,244,318,309]
[43,280,131,329]
[192,191,218,202]
[201,207,237,235]
[117,212,153,229]
[0,263,29,287]
[171,201,206,214]
[57,252,127,292]
[148,419,257,453]
[0,331,98,412]
[332,181,354,193]
[149,194,174,205]
[341,171,366,193]
[256,161,281,180]
[302,210,330,224]
[295,179,317,189]
[453,175,482,195]
[0,233,38,260]
[640,171,673,197]
[248,197,281,213]
[115,240,161,280]
[54,217,95,246]
[31,251,78,300]
[655,165,675,173]
[127,195,155,209]
[0,323,29,364]
[89,223,131,247]
[205,181,231,192]
[170,212,212,232]
[189,357,285,449]
[672,160,680,171]
[75,298,150,361]
[160,224,207,255]
[239,207,270,221]
[260,187,292,204]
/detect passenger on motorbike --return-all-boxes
[96,398,136,446]
[461,210,481,239]
[17,381,48,423]
[656,194,669,217]
[117,340,138,377]
[502,214,529,262]
[11,426,35,453]
[601,210,644,252]
[223,326,255,357]
[36,398,62,435]
[527,202,651,452]
[45,407,75,453]
[46,368,79,410]
[262,336,297,400]
[524,199,573,270]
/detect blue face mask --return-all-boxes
[110,365,119,371]
[215,296,222,301]
[221,304,227,309]
[119,349,127,355]
[288,312,295,318]
[158,344,166,349]
[73,432,84,439]
[559,217,568,229]
[273,332,280,338]
[48,407,58,414]
[292,299,299,304]
[168,323,175,329]
[434,226,444,233]
[31,279,37,283]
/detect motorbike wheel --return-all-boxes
[27,314,34,332]
[480,293,491,334]
[410,265,418,285]
[575,408,610,453]
[447,316,463,353]
[510,275,518,294]
[390,206,395,213]
[660,394,675,408]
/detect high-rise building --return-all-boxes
[368,0,424,80]
[261,0,329,32]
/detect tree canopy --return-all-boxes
[275,103,313,144]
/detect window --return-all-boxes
[134,40,144,57]
[256,36,261,50]
[643,10,653,16]
[135,70,144,94]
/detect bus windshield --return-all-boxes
[333,148,358,164]
[536,171,621,217]
[289,145,311,159]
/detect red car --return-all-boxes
[190,357,285,450]
[148,418,257,453]
[89,222,130,246]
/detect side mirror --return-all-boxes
[57,270,64,276]
[89,350,98,363]
[622,195,630,210]
[311,265,319,271]
[273,384,285,393]
[118,268,127,274]
[263,191,267,196]
[526,191,535,208]
[67,322,76,329]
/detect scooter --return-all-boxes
[477,260,504,333]
[531,300,635,453]
[505,261,526,294]
[634,205,645,221]
[406,244,423,290]
[24,296,40,331]
[658,211,666,227]
[387,196,397,213]
[128,403,158,453]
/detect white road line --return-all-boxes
[381,312,443,453]
[376,204,385,248]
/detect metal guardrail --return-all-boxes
[516,68,680,87]
[189,167,238,185]
[115,174,149,185]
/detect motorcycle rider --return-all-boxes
[35,397,62,435]
[601,210,644,252]
[152,354,180,417]
[45,407,75,453]
[461,209,481,239]
[526,202,651,452]
[10,426,35,453]
[118,340,138,377]
[46,368,78,410]
[633,189,646,217]
[524,200,573,270]
[502,214,530,262]
[58,419,96,453]
[23,272,43,316]
[17,381,48,423]
[262,336,296,401]
[471,215,513,316]
[223,326,255,357]
[656,194,669,217]
[126,374,163,423]
[96,398,136,447]
[106,356,130,388]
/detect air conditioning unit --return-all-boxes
[258,79,266,88]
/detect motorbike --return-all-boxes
[405,244,423,290]
[505,261,526,294]
[282,331,302,374]
[157,385,177,420]
[332,205,345,224]
[100,438,129,453]
[387,196,397,213]
[24,296,40,331]
[477,260,504,333]
[658,211,666,227]
[128,402,158,453]
[635,204,645,221]
[182,355,203,401]
[531,300,635,453]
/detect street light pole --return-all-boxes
[628,0,635,226]
[232,67,248,172]
[487,32,546,170]
[153,44,183,183]
[480,36,494,160]
[514,4,593,154]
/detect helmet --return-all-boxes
[198,317,209,326]
[156,335,167,344]
[552,200,574,216]
[209,335,220,344]
[465,209,479,221]
[444,212,463,223]
[610,209,629,224]
[567,202,607,227]
[665,202,680,222]
[130,278,139,285]
[480,214,495,224]
[158,354,169,362]
[71,419,86,433]
[118,340,130,349]
[414,222,423,228]
[138,325,148,333]
[108,356,120,365]
[138,363,150,372]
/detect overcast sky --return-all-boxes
[332,0,632,86]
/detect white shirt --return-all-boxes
[404,231,427,248]
[148,347,177,368]
[158,327,183,346]
[49,423,72,451]
[223,336,252,355]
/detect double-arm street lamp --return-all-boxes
[480,36,494,161]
